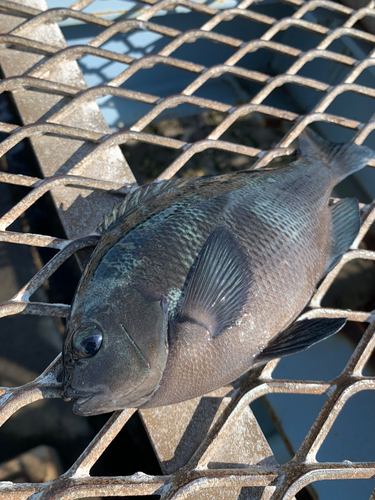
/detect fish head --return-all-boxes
[62,284,169,416]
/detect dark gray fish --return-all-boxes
[62,130,374,416]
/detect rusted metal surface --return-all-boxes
[0,0,374,498]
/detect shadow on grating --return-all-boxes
[91,412,162,477]
[120,110,286,183]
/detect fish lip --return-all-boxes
[72,394,97,416]
[71,385,154,416]
[75,394,94,407]
[62,386,94,403]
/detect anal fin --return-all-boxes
[255,317,346,364]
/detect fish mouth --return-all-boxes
[63,386,98,415]
[69,385,155,416]
[66,387,124,416]
[72,395,98,416]
[63,373,160,416]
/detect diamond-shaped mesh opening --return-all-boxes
[120,66,198,97]
[218,112,293,148]
[272,26,327,51]
[252,394,327,464]
[321,259,375,310]
[121,139,182,182]
[62,23,103,46]
[209,16,271,40]
[363,351,375,377]
[0,314,60,387]
[304,479,375,500]
[355,65,375,86]
[178,148,258,176]
[352,17,375,33]
[317,390,375,462]
[77,54,130,86]
[249,2,296,19]
[328,34,375,56]
[0,398,95,467]
[192,74,262,104]
[96,95,155,130]
[90,412,162,477]
[302,7,349,29]
[150,11,210,29]
[171,39,239,66]
[312,121,358,142]
[261,82,324,113]
[296,57,353,84]
[325,92,375,122]
[242,49,296,74]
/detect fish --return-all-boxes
[62,129,374,416]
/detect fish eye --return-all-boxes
[73,324,103,358]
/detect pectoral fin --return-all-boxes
[325,198,360,274]
[255,317,346,364]
[177,226,253,338]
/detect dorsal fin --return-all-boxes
[325,198,360,274]
[98,178,188,233]
[176,226,253,338]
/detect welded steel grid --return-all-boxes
[0,0,374,498]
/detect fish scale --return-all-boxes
[62,130,375,415]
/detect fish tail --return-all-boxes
[298,128,374,183]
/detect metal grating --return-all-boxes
[0,0,374,498]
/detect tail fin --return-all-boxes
[298,128,374,183]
